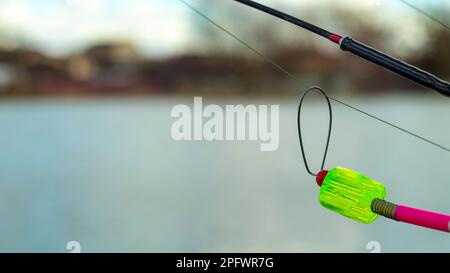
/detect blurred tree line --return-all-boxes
[0,0,448,97]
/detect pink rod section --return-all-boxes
[395,204,450,233]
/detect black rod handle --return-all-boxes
[340,37,450,97]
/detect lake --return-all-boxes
[0,93,449,252]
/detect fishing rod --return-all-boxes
[234,0,450,97]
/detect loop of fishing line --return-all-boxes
[297,86,332,177]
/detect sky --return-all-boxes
[0,0,193,56]
[0,0,448,58]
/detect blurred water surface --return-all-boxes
[0,93,449,252]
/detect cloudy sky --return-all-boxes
[0,0,447,57]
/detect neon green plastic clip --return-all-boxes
[316,167,387,223]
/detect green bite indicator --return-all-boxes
[316,167,387,224]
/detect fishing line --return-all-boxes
[399,0,450,31]
[297,87,332,176]
[177,0,450,153]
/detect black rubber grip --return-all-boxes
[340,36,450,97]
